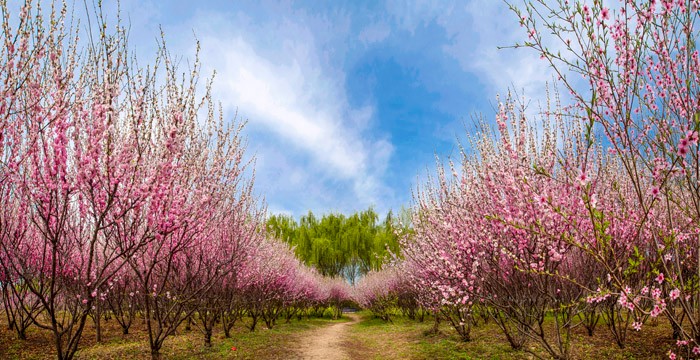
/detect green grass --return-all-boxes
[345,311,527,360]
[186,316,349,360]
[345,310,674,360]
[0,310,679,359]
[0,314,348,360]
[79,317,349,360]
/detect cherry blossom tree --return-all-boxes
[103,266,139,335]
[0,2,158,358]
[0,2,265,359]
[354,268,399,322]
[513,1,700,355]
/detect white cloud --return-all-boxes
[385,0,572,115]
[183,9,394,215]
[208,39,363,178]
[449,1,553,101]
[358,22,391,44]
[385,0,453,34]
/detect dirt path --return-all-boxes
[295,313,361,360]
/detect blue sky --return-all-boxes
[110,0,555,218]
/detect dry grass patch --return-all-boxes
[346,311,676,360]
[0,314,344,360]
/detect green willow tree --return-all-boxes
[266,208,402,284]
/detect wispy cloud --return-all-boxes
[358,22,391,45]
[179,7,395,215]
[453,1,553,99]
[106,0,566,218]
[389,0,554,102]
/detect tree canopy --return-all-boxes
[266,208,403,284]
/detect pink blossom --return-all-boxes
[632,321,642,331]
[670,288,680,301]
[651,187,660,197]
[578,170,588,186]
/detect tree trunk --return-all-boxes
[204,330,212,347]
[151,349,162,360]
[222,317,232,338]
[95,311,102,343]
[430,312,440,334]
[249,315,258,332]
[185,315,192,331]
[17,328,27,340]
[2,287,15,331]
[53,330,65,360]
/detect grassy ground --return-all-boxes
[344,311,675,360]
[0,313,348,360]
[0,310,679,359]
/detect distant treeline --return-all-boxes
[266,208,407,284]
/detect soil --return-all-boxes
[294,313,361,360]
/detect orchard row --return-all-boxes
[357,1,700,359]
[3,1,700,360]
[0,2,359,359]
